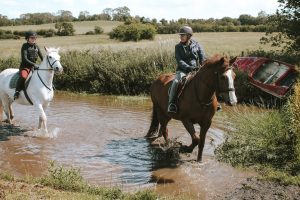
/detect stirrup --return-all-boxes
[168,103,177,113]
[14,91,20,100]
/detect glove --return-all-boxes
[33,64,39,70]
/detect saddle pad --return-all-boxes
[9,72,19,89]
[9,71,32,89]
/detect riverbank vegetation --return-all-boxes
[0,162,181,200]
[216,82,300,185]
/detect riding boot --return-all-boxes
[14,76,25,100]
[217,102,222,111]
[168,80,179,113]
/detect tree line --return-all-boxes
[0,6,271,30]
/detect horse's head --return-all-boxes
[215,56,238,106]
[44,47,63,73]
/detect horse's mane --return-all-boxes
[194,54,229,80]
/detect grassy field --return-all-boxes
[0,31,274,58]
[0,20,278,57]
[0,20,123,34]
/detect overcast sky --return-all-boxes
[0,0,280,20]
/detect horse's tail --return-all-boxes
[146,103,159,138]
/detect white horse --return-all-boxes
[0,47,63,133]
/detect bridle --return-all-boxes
[215,67,235,94]
[33,55,60,91]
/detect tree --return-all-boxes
[261,0,300,52]
[55,22,75,36]
[112,6,131,21]
[78,11,90,21]
[57,10,74,22]
[103,8,113,20]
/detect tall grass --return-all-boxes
[216,83,300,185]
[54,48,175,95]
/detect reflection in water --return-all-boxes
[0,92,257,198]
[97,138,179,186]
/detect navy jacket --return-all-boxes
[175,39,205,73]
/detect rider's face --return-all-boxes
[179,34,188,43]
[28,36,37,44]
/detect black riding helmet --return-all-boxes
[25,31,37,40]
[179,26,193,36]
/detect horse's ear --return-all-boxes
[219,57,225,65]
[230,56,237,65]
[57,47,60,52]
[44,47,49,52]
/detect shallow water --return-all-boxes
[0,93,256,198]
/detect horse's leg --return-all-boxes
[157,109,171,143]
[197,121,211,162]
[35,103,47,132]
[180,121,200,153]
[1,95,12,124]
[9,104,14,120]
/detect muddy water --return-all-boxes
[0,93,255,199]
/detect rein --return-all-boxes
[33,55,58,91]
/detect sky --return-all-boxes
[0,0,280,20]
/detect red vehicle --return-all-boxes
[232,57,298,98]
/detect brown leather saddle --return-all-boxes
[176,70,197,99]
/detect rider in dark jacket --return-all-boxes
[168,26,206,113]
[14,31,43,100]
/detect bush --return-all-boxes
[0,56,19,71]
[36,28,57,37]
[215,83,300,185]
[109,23,156,41]
[55,22,75,36]
[94,26,104,34]
[85,31,95,35]
[40,161,86,191]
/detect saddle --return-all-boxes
[176,70,197,99]
[9,71,32,89]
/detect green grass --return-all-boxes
[0,32,275,58]
[0,20,123,34]
[215,83,300,185]
[0,162,190,200]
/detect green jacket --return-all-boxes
[175,39,205,73]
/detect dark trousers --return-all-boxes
[15,76,25,92]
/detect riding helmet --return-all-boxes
[25,31,37,40]
[179,26,193,36]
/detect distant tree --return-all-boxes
[57,10,74,22]
[112,6,131,21]
[261,0,300,52]
[0,14,12,26]
[55,22,75,36]
[160,18,168,25]
[238,14,257,25]
[78,11,90,21]
[103,8,113,20]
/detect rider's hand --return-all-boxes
[33,64,39,70]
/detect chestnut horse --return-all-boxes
[146,55,237,162]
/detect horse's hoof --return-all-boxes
[179,145,193,153]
